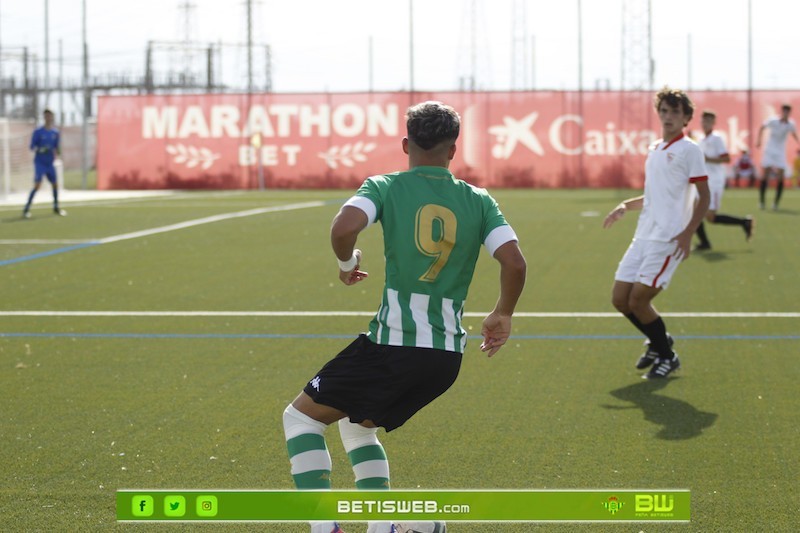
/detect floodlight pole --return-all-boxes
[409,0,415,94]
[687,34,692,90]
[58,39,63,124]
[747,0,753,152]
[577,0,584,183]
[247,0,253,93]
[0,1,3,117]
[44,0,50,107]
[81,0,88,189]
[368,35,374,93]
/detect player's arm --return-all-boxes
[330,205,369,285]
[707,153,730,164]
[480,240,526,358]
[756,125,765,148]
[672,180,710,260]
[603,195,644,228]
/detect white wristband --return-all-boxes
[337,252,358,272]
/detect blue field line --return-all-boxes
[0,242,101,266]
[0,332,797,341]
[1,199,342,267]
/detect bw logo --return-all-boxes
[636,494,674,512]
[310,376,321,391]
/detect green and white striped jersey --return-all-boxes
[343,166,517,353]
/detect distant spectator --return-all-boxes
[733,149,757,188]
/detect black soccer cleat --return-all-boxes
[743,216,755,242]
[643,354,681,379]
[636,334,674,369]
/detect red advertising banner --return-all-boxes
[96,91,800,189]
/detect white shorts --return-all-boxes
[695,177,725,211]
[708,178,724,211]
[761,148,788,172]
[614,239,682,289]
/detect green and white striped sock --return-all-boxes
[339,419,390,489]
[283,405,332,489]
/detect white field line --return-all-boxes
[0,239,93,244]
[0,311,798,318]
[1,201,326,248]
[97,201,327,244]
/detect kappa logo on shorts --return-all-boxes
[310,376,321,391]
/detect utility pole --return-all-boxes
[368,36,374,93]
[531,35,536,90]
[470,0,477,90]
[0,0,5,116]
[247,0,253,93]
[81,0,89,189]
[747,0,753,152]
[577,0,584,183]
[619,0,653,185]
[44,0,50,107]
[687,34,692,90]
[264,44,272,92]
[145,41,153,93]
[206,45,214,91]
[409,0,415,93]
[177,1,197,81]
[511,0,528,90]
[577,0,583,93]
[58,39,63,124]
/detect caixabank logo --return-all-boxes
[635,494,675,518]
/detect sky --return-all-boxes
[2,0,800,95]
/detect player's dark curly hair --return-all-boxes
[653,86,695,120]
[406,101,460,150]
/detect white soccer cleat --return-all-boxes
[366,522,394,533]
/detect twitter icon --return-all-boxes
[164,495,186,517]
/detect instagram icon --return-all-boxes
[196,495,218,517]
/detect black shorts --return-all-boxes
[303,334,462,432]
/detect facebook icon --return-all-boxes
[131,495,154,517]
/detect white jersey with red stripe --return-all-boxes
[699,131,728,187]
[761,117,796,169]
[634,134,708,242]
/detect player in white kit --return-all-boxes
[604,87,710,379]
[756,104,799,210]
[693,110,754,250]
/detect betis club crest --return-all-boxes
[603,496,624,515]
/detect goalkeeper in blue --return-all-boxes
[23,109,66,218]
[282,101,527,533]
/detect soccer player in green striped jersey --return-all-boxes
[282,101,526,533]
